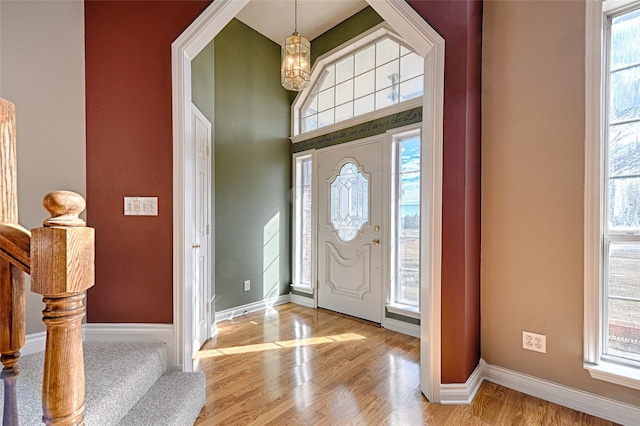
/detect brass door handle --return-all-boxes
[192,244,201,249]
[372,239,380,246]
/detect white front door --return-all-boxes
[317,137,384,323]
[192,105,211,352]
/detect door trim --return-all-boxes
[171,0,444,402]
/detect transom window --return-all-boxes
[296,29,423,135]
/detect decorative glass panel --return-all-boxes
[330,162,369,241]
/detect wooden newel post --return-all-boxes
[31,191,94,426]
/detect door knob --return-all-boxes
[372,239,380,246]
[192,244,201,249]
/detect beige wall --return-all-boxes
[482,0,640,406]
[1,1,86,333]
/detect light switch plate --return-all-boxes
[124,197,158,216]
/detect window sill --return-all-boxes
[290,284,314,295]
[584,360,640,391]
[386,303,420,320]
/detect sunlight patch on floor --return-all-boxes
[194,333,366,359]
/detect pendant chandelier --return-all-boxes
[281,0,311,91]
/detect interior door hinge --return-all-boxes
[206,224,210,235]
[206,145,210,157]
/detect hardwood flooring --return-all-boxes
[194,303,616,425]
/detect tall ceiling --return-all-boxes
[236,0,369,45]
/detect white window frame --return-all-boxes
[584,0,640,390]
[387,125,421,319]
[291,150,316,295]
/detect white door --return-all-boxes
[317,138,383,323]
[192,105,211,352]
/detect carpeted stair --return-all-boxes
[0,341,205,425]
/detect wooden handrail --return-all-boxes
[0,224,31,274]
[1,98,95,425]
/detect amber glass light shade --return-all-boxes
[281,32,311,91]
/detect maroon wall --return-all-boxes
[407,0,483,383]
[84,0,482,384]
[85,1,210,322]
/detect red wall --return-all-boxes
[84,0,482,384]
[85,1,210,322]
[407,0,483,384]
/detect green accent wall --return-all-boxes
[311,6,383,65]
[191,38,215,122]
[212,19,292,312]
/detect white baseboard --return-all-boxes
[215,295,290,323]
[289,292,315,308]
[83,323,176,368]
[440,359,486,404]
[22,331,46,355]
[382,317,420,338]
[484,361,640,426]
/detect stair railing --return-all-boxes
[1,98,95,425]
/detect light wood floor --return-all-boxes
[193,303,616,425]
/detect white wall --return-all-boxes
[0,1,86,333]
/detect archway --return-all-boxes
[171,0,445,402]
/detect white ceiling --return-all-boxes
[236,0,369,45]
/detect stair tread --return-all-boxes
[0,341,169,425]
[118,371,206,426]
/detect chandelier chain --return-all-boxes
[294,0,298,33]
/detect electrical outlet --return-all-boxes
[243,280,250,292]
[522,331,546,353]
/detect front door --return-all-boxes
[317,137,383,323]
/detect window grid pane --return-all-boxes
[606,241,640,362]
[299,36,423,135]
